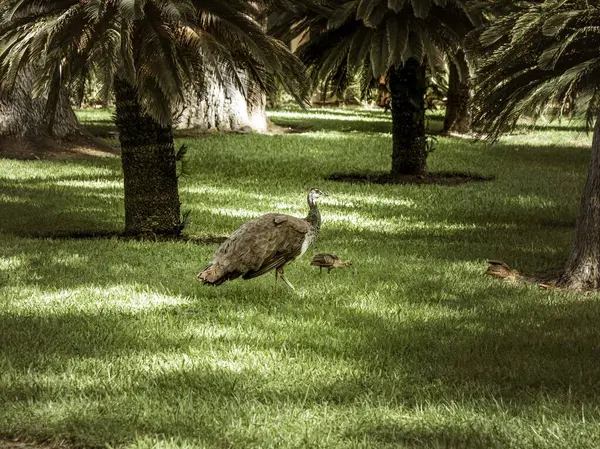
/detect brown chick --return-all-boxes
[311,253,352,273]
[485,260,520,278]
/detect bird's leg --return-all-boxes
[275,269,279,292]
[278,267,295,291]
[319,267,322,274]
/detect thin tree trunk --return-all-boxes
[443,50,472,134]
[389,59,427,175]
[113,78,182,236]
[558,111,600,289]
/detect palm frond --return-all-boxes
[0,0,311,125]
[471,0,600,139]
[272,0,477,96]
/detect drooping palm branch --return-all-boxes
[271,0,479,97]
[0,0,310,126]
[470,0,600,139]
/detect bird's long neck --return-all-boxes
[305,195,321,231]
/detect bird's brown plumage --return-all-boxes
[485,260,519,278]
[310,253,352,272]
[197,189,323,287]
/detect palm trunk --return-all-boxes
[113,78,181,236]
[389,59,427,176]
[558,110,600,289]
[443,50,472,134]
[175,67,266,133]
[0,66,80,138]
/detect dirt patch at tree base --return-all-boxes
[0,134,119,160]
[328,171,494,186]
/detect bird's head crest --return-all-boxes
[308,188,326,201]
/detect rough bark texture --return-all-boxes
[558,111,600,290]
[443,50,472,134]
[389,59,428,176]
[175,68,266,133]
[0,67,80,138]
[114,78,182,236]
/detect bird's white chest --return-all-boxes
[299,236,311,257]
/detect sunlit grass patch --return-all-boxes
[268,108,392,123]
[1,107,600,448]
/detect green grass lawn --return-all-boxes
[1,107,600,448]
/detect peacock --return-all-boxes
[310,253,352,273]
[197,188,325,290]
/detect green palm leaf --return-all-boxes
[0,0,310,125]
[272,0,477,96]
[387,0,406,13]
[471,0,600,139]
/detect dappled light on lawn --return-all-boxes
[266,107,395,134]
[267,109,392,123]
[291,131,357,140]
[0,107,599,448]
[501,130,592,148]
[0,255,25,270]
[53,179,121,190]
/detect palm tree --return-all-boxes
[272,0,478,175]
[443,48,471,134]
[0,0,308,236]
[471,0,600,290]
[0,64,81,139]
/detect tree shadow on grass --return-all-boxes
[2,277,600,447]
[268,116,445,135]
[328,171,494,186]
[513,121,589,133]
[342,422,511,449]
[0,170,575,278]
[486,143,591,170]
[0,171,123,236]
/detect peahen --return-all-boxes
[197,188,325,290]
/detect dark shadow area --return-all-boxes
[343,422,510,449]
[23,229,228,245]
[272,107,392,119]
[0,313,176,371]
[268,117,392,134]
[0,170,123,235]
[488,143,590,169]
[513,122,589,133]
[268,108,444,135]
[0,219,566,297]
[2,274,600,447]
[328,171,495,186]
[0,159,574,273]
[80,121,118,139]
